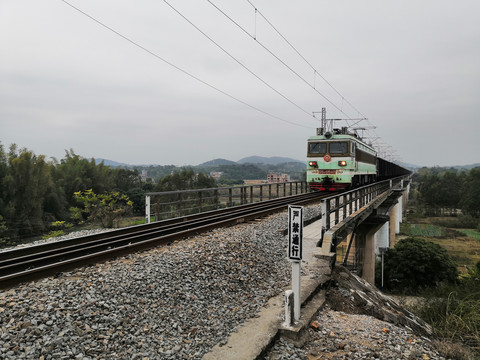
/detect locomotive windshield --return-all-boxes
[330,142,349,155]
[308,142,327,155]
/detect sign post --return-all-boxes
[288,205,304,321]
[145,195,151,224]
[379,247,388,291]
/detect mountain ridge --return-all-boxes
[96,157,480,171]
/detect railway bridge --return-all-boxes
[0,175,417,359]
[205,175,415,359]
[145,175,411,286]
[316,175,411,285]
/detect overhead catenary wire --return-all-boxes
[207,0,363,128]
[207,0,350,123]
[243,1,399,162]
[245,0,369,122]
[207,0,365,126]
[243,1,398,157]
[60,0,312,129]
[162,0,314,119]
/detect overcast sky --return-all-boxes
[1,0,479,167]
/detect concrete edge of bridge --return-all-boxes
[202,249,333,360]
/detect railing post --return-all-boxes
[198,191,202,213]
[145,195,151,224]
[260,185,263,202]
[250,186,253,204]
[348,193,353,216]
[269,184,272,200]
[319,199,327,248]
[155,199,159,221]
[335,197,340,225]
[229,188,233,207]
[215,189,219,210]
[177,193,182,217]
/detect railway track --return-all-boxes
[0,191,327,289]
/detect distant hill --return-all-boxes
[451,163,480,170]
[238,156,303,165]
[198,158,237,166]
[414,163,480,171]
[95,158,131,168]
[397,161,421,170]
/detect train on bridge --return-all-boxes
[307,126,410,191]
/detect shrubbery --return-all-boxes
[376,237,458,293]
[413,261,480,351]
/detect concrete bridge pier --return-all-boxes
[318,178,411,287]
[359,222,385,285]
[389,204,398,248]
[357,191,405,284]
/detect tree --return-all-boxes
[438,171,462,214]
[461,167,480,217]
[377,237,458,293]
[155,168,215,192]
[56,150,115,207]
[125,187,146,215]
[2,145,55,237]
[418,172,443,215]
[71,189,133,228]
[113,168,141,192]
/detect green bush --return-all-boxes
[42,230,65,239]
[376,237,458,294]
[71,189,133,228]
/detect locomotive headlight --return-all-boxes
[338,161,347,167]
[308,161,318,168]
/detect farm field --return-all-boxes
[400,218,480,275]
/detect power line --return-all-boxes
[242,1,397,157]
[207,0,355,123]
[245,0,369,121]
[60,0,312,129]
[162,0,314,119]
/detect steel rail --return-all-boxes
[0,191,327,289]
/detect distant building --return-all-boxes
[209,171,223,179]
[267,172,290,183]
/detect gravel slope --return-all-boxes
[0,207,320,359]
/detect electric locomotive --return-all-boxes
[307,126,377,191]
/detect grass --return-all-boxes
[411,282,480,360]
[400,223,444,237]
[400,221,480,275]
[459,229,480,242]
[397,210,480,359]
[429,236,480,274]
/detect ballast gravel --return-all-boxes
[264,306,448,360]
[0,229,115,252]
[0,206,321,360]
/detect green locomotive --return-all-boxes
[307,126,377,191]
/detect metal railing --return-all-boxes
[318,176,411,254]
[145,181,308,223]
